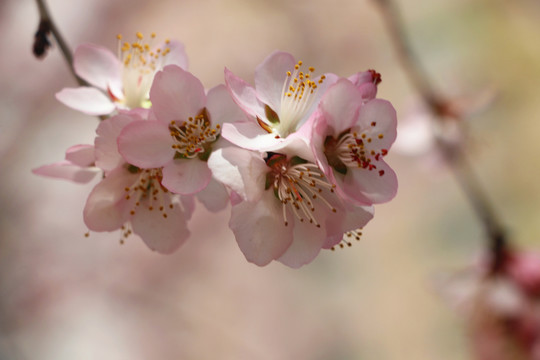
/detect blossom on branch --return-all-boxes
[311,78,398,205]
[117,64,246,212]
[438,251,540,360]
[56,32,188,116]
[208,138,374,268]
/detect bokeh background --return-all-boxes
[1,0,540,359]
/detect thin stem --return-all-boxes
[375,0,509,271]
[374,0,449,115]
[35,0,87,87]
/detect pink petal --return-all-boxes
[180,195,196,220]
[344,162,398,204]
[95,114,138,172]
[118,120,174,168]
[320,79,362,134]
[32,161,99,183]
[338,203,374,234]
[56,87,116,115]
[161,158,211,195]
[73,43,122,91]
[357,99,398,147]
[161,40,189,70]
[277,222,327,268]
[206,84,248,127]
[254,51,296,110]
[131,197,190,254]
[150,65,206,124]
[357,83,378,101]
[224,68,266,119]
[230,190,293,266]
[83,168,137,231]
[207,147,267,202]
[195,178,229,212]
[65,144,95,166]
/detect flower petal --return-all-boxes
[221,122,281,151]
[32,161,99,183]
[56,87,116,115]
[118,120,174,168]
[344,162,398,204]
[207,147,267,202]
[83,168,137,231]
[160,40,189,70]
[95,114,138,172]
[206,84,248,127]
[230,190,293,266]
[131,196,190,254]
[73,43,122,91]
[150,65,206,124]
[319,79,362,134]
[224,68,265,119]
[254,51,296,111]
[195,178,229,212]
[65,144,95,166]
[277,221,326,268]
[357,99,398,147]
[161,158,211,195]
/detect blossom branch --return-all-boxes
[374,0,509,272]
[34,0,87,87]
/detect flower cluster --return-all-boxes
[33,33,398,268]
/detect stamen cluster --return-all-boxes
[169,114,220,159]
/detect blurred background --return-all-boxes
[1,0,540,359]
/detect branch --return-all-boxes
[375,0,509,272]
[34,0,87,87]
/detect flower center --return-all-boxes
[123,166,174,218]
[257,61,325,138]
[115,32,172,109]
[265,154,336,227]
[325,126,388,177]
[169,109,220,161]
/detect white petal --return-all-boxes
[56,87,115,115]
[207,147,267,202]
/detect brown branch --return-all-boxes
[374,0,509,272]
[35,0,87,87]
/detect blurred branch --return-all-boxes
[34,0,87,87]
[374,0,509,272]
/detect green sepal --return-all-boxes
[265,104,280,124]
[289,156,308,166]
[127,164,140,174]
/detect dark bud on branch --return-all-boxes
[33,20,52,58]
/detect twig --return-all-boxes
[35,0,87,87]
[374,0,509,272]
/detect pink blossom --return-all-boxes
[117,65,244,211]
[223,51,331,153]
[437,252,540,360]
[56,33,188,115]
[32,144,100,183]
[208,138,373,268]
[87,113,194,253]
[311,78,398,205]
